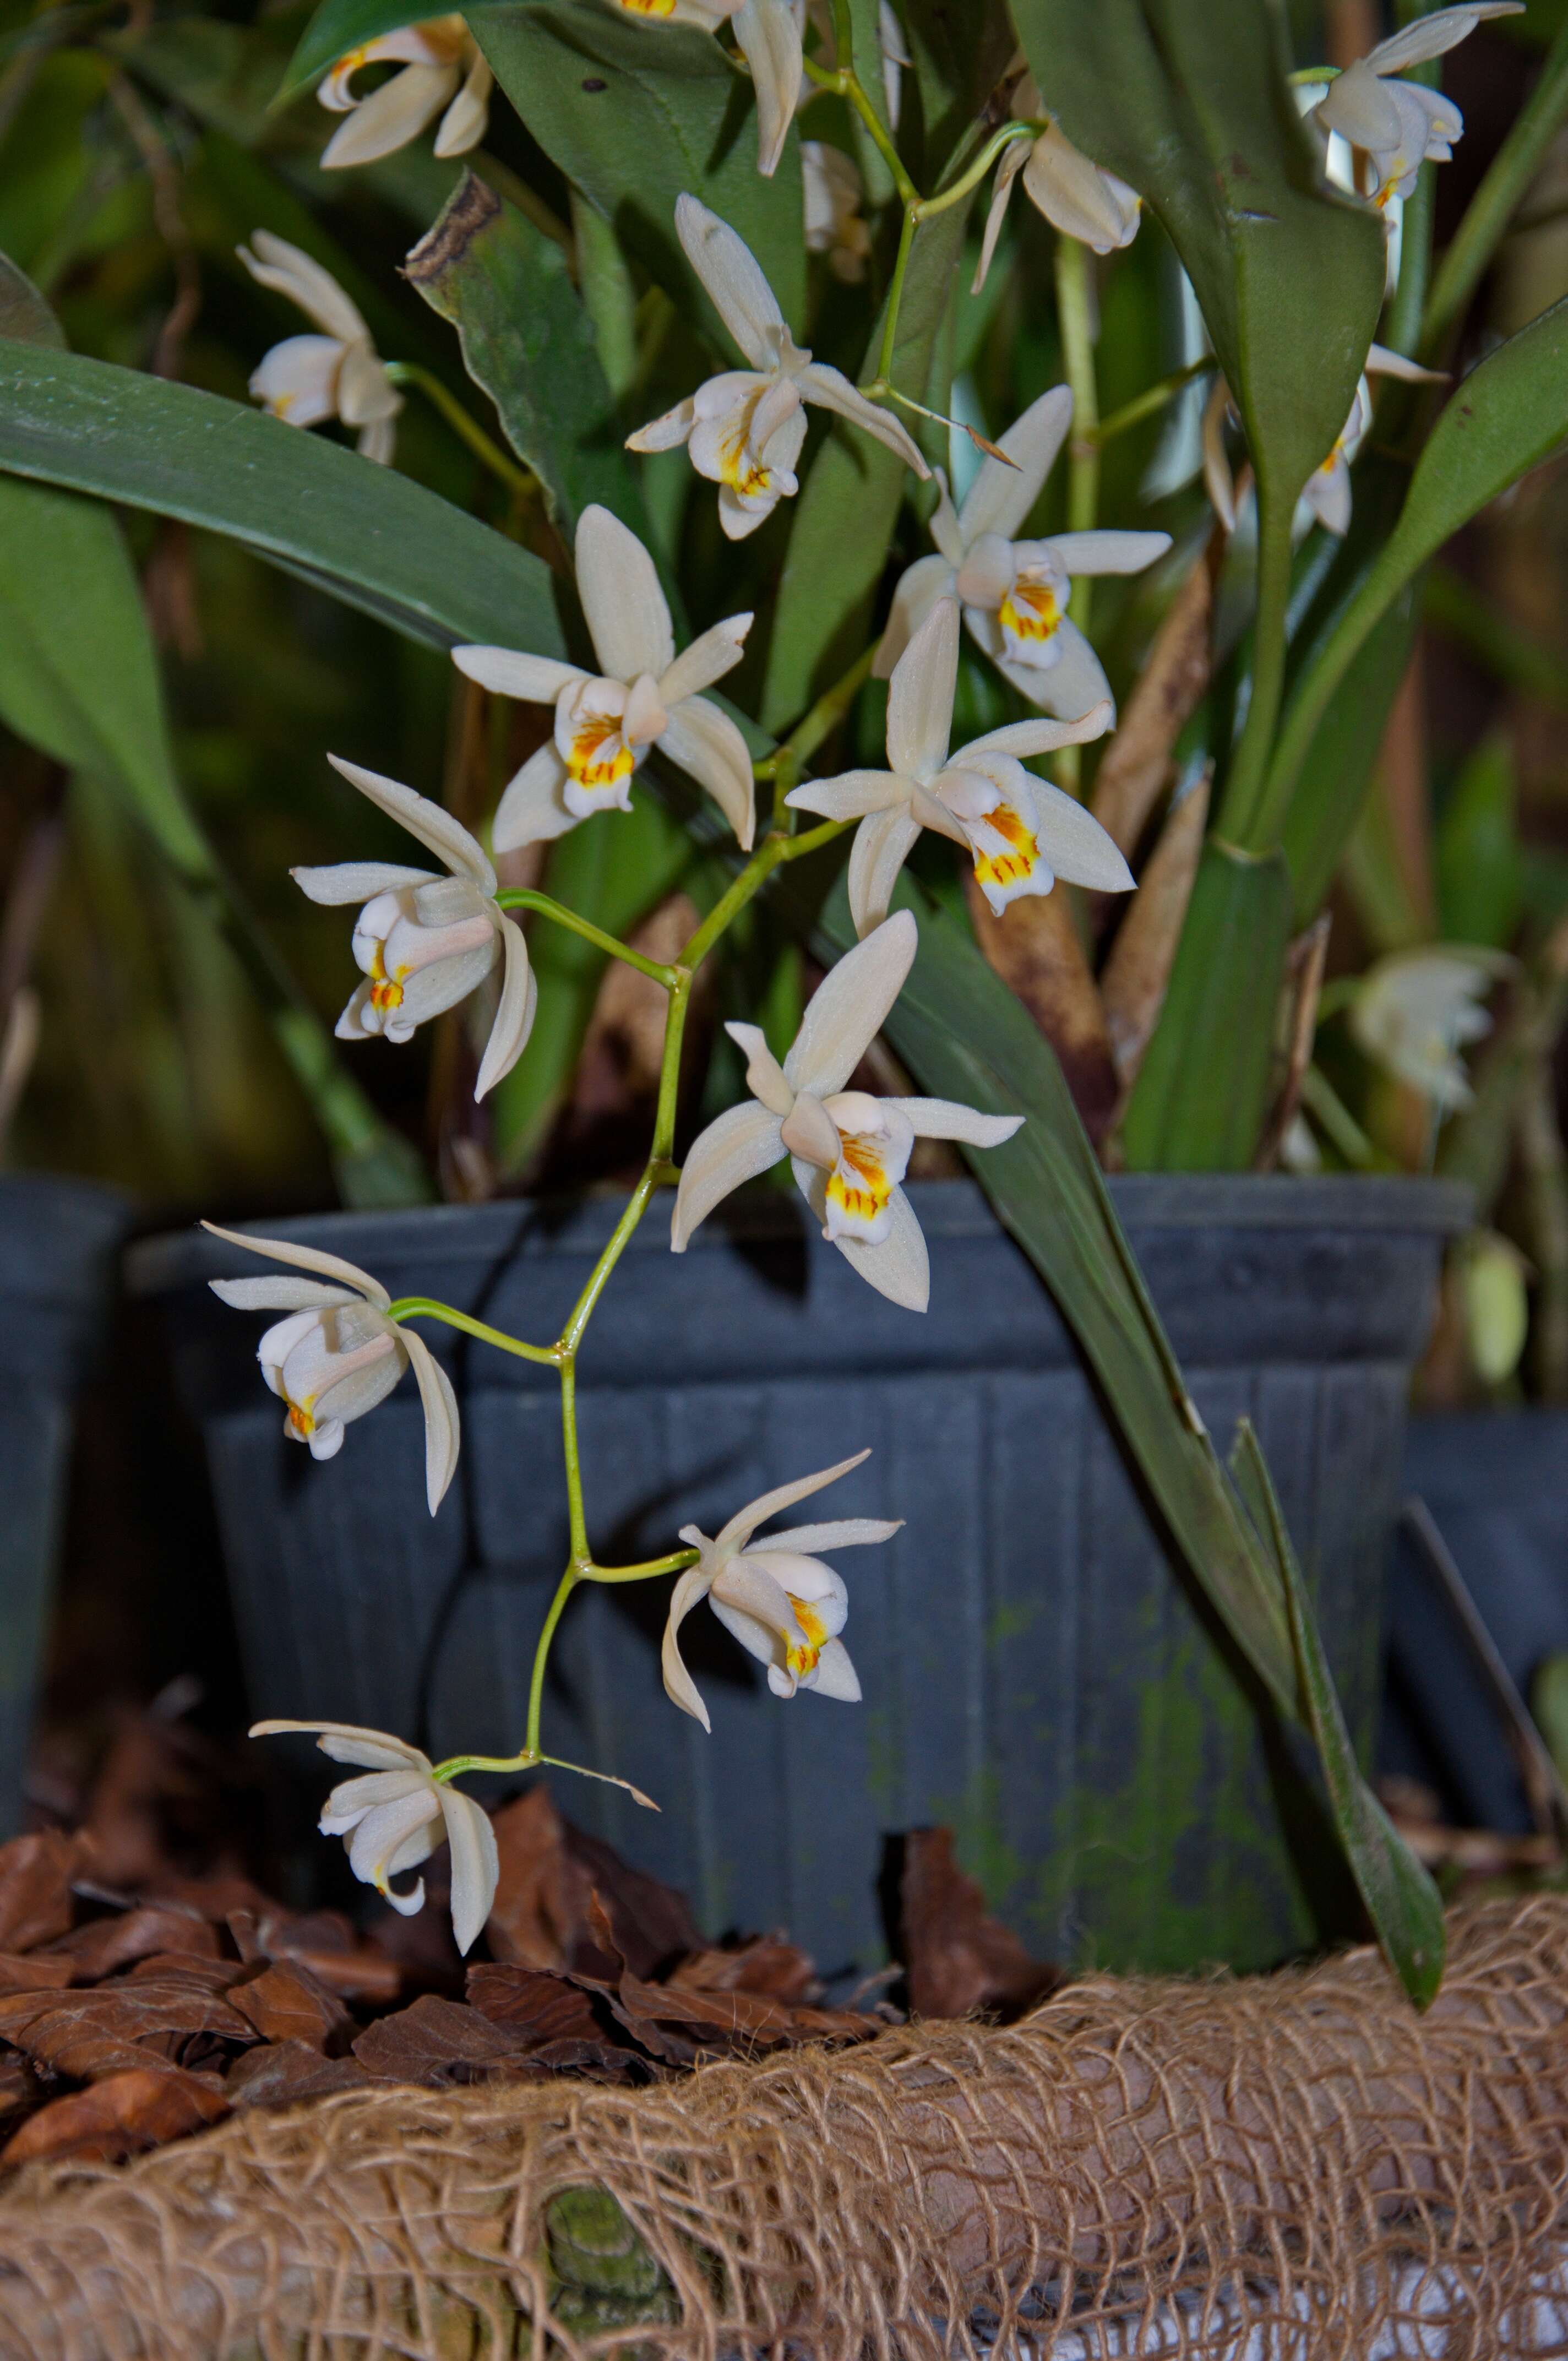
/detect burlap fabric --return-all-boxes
[0,1893,1565,2360]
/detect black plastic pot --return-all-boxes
[0,1174,132,1837]
[134,1176,1466,1976]
[1382,1411,1568,1834]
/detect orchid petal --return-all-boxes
[210,1277,358,1313]
[625,395,697,455]
[251,1719,432,1772]
[437,1783,499,1953]
[847,803,923,939]
[723,1021,794,1117]
[662,1563,717,1729]
[715,1450,872,1554]
[452,647,584,704]
[785,909,917,1096]
[658,613,753,705]
[347,1786,439,1891]
[778,1090,842,1170]
[238,232,367,342]
[795,363,929,475]
[766,1516,901,1552]
[202,1221,390,1309]
[433,52,492,155]
[401,1328,461,1513]
[731,0,802,176]
[475,916,537,1100]
[321,60,456,165]
[576,505,676,684]
[249,336,344,428]
[1365,343,1448,385]
[785,769,908,822]
[1365,2,1521,74]
[958,701,1113,763]
[886,596,959,780]
[325,755,495,891]
[1022,126,1141,254]
[291,861,436,906]
[993,617,1114,722]
[959,384,1073,546]
[656,695,756,849]
[1042,529,1172,576]
[828,1177,930,1310]
[671,1100,786,1249]
[971,139,1026,297]
[675,194,786,371]
[809,1637,862,1700]
[1317,57,1406,151]
[492,742,578,853]
[1027,778,1136,890]
[889,1097,1024,1146]
[873,554,955,679]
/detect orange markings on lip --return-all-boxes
[998,579,1061,645]
[971,801,1041,893]
[568,720,635,789]
[286,1401,315,1439]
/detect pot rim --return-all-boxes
[127,1172,1474,1296]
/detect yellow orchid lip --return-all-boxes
[286,1396,317,1439]
[825,1133,895,1231]
[366,944,407,1012]
[565,715,635,791]
[971,801,1042,896]
[784,1593,829,1678]
[998,578,1061,645]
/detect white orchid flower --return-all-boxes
[672,911,1022,1309]
[973,70,1140,296]
[627,195,927,541]
[662,1450,900,1729]
[292,757,535,1098]
[453,505,755,855]
[1299,344,1447,536]
[203,1225,460,1513]
[802,142,872,282]
[608,0,800,175]
[237,232,402,465]
[792,601,1125,934]
[1312,4,1522,212]
[1351,947,1509,1112]
[251,1721,498,1951]
[317,15,492,169]
[874,387,1170,722]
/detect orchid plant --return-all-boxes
[7,0,1567,2001]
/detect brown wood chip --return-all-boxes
[0,2065,228,2168]
[230,1960,354,2054]
[0,1830,89,1952]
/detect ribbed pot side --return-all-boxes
[0,1176,132,1837]
[134,1174,1468,1978]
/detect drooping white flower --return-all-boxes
[608,0,801,176]
[237,232,402,465]
[1351,947,1509,1111]
[1299,344,1447,536]
[251,1721,498,1951]
[874,388,1169,722]
[792,601,1125,934]
[204,1225,460,1513]
[802,142,871,282]
[1311,4,1522,212]
[454,505,755,855]
[627,195,927,540]
[672,911,1022,1309]
[973,69,1140,296]
[292,757,535,1097]
[662,1450,900,1729]
[317,15,492,169]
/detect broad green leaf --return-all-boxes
[1283,591,1418,926]
[813,872,1444,2001]
[1265,298,1568,832]
[1011,0,1385,531]
[900,0,1014,182]
[1120,841,1292,1170]
[1230,1420,1445,2008]
[0,475,429,1207]
[474,6,806,336]
[406,172,650,541]
[0,344,564,655]
[488,796,692,1172]
[0,252,63,348]
[1435,732,1523,953]
[760,205,965,732]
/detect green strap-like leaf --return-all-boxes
[473,5,807,338]
[0,343,564,655]
[0,252,63,349]
[1229,1419,1445,2008]
[406,171,650,542]
[0,474,429,1207]
[813,875,1450,2003]
[1264,298,1568,836]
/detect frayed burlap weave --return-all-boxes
[1,1893,1566,2360]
